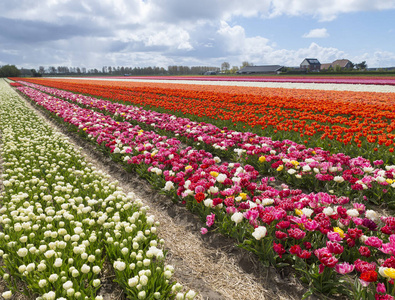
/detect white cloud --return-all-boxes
[290,43,345,65]
[353,51,395,68]
[303,28,329,38]
[216,21,246,54]
[1,1,395,68]
[212,23,345,67]
[3,1,395,25]
[238,42,346,67]
[142,26,193,51]
[267,0,395,21]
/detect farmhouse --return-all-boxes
[300,58,321,72]
[321,59,353,70]
[332,59,353,69]
[237,65,285,74]
[320,63,332,70]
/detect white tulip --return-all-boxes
[81,264,90,274]
[323,207,334,216]
[48,274,59,283]
[346,209,359,217]
[42,291,55,300]
[333,176,344,183]
[231,212,244,224]
[2,291,12,299]
[140,275,148,286]
[176,293,185,300]
[114,261,126,271]
[216,174,227,183]
[54,258,63,267]
[203,198,213,208]
[185,290,197,299]
[17,247,28,257]
[39,279,47,288]
[365,209,379,222]
[163,181,174,191]
[92,279,101,287]
[128,276,139,287]
[252,226,267,240]
[301,208,314,218]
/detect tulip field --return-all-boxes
[13,77,395,207]
[2,76,395,299]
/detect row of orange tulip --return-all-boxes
[15,77,395,164]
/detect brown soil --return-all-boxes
[0,90,322,300]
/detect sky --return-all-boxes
[1,0,395,70]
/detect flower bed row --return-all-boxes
[12,82,395,299]
[0,80,195,299]
[13,78,395,166]
[104,75,395,86]
[17,81,395,208]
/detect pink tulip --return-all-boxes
[335,262,355,275]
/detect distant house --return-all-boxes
[236,65,284,74]
[320,63,332,71]
[367,67,395,72]
[320,59,354,71]
[300,58,321,72]
[332,59,353,69]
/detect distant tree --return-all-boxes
[241,61,252,68]
[30,69,42,77]
[334,65,342,72]
[355,61,367,70]
[38,66,46,74]
[0,65,21,77]
[48,66,56,74]
[230,66,239,74]
[221,62,230,72]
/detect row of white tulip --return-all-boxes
[69,77,395,93]
[0,79,195,299]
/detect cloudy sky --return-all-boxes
[1,0,395,70]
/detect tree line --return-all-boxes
[2,60,392,78]
[14,65,220,77]
[1,62,246,77]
